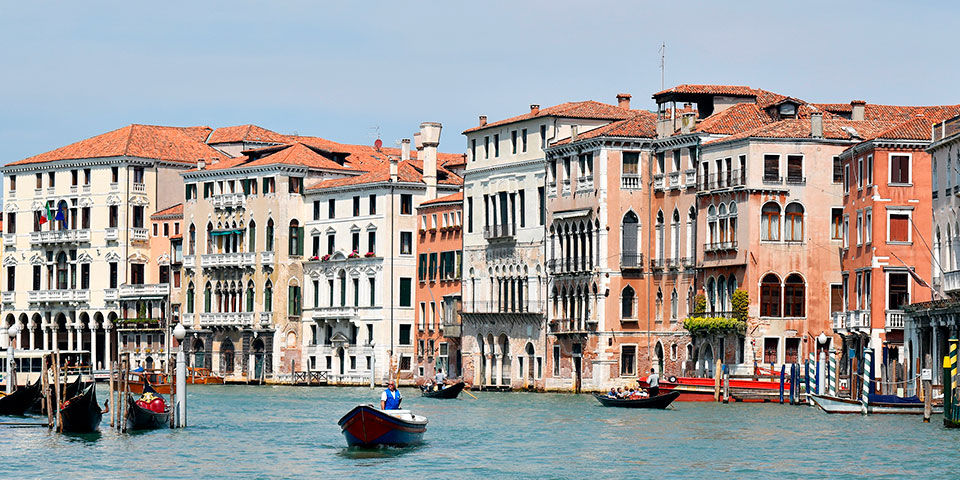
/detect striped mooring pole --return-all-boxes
[861,349,872,415]
[949,339,958,424]
[828,354,837,396]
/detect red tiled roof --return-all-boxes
[188,143,356,172]
[207,124,290,145]
[420,191,463,207]
[170,233,183,240]
[8,124,222,167]
[150,203,183,219]
[306,160,462,191]
[653,84,759,98]
[463,101,635,134]
[694,103,771,135]
[552,111,657,145]
[812,103,960,122]
[706,119,903,146]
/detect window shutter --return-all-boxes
[890,214,909,242]
[298,227,305,255]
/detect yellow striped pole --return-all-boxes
[950,339,959,423]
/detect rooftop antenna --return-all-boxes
[369,125,382,151]
[659,42,665,91]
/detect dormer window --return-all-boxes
[778,102,797,119]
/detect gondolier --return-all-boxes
[381,380,402,410]
[648,368,660,397]
[435,368,446,385]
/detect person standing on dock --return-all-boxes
[648,369,660,397]
[381,380,402,410]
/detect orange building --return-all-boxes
[414,192,463,381]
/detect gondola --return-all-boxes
[125,383,170,431]
[421,381,465,399]
[29,376,84,415]
[593,391,680,409]
[0,379,42,416]
[59,384,102,433]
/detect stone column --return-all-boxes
[494,353,502,386]
[45,327,53,351]
[67,327,74,352]
[484,353,492,386]
[74,326,82,351]
[104,325,112,367]
[90,323,99,370]
[29,327,36,351]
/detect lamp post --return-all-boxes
[6,325,19,394]
[818,332,828,395]
[368,342,376,389]
[173,323,186,428]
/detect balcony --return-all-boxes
[182,314,194,327]
[831,311,845,331]
[483,223,515,241]
[786,175,806,186]
[105,227,119,241]
[1,292,13,303]
[562,179,571,195]
[944,270,960,294]
[200,252,256,268]
[885,310,904,330]
[131,228,149,242]
[212,193,246,210]
[650,258,665,270]
[82,184,91,194]
[842,310,871,330]
[119,283,170,299]
[699,173,718,191]
[705,241,738,253]
[104,289,118,301]
[665,258,679,270]
[684,169,697,187]
[668,171,680,189]
[183,254,196,268]
[729,170,746,188]
[621,173,641,190]
[681,256,695,268]
[461,300,542,315]
[132,182,146,194]
[311,306,360,320]
[620,253,644,270]
[198,312,254,327]
[577,176,594,191]
[259,312,273,326]
[29,229,91,245]
[549,318,592,336]
[653,174,665,191]
[763,175,783,186]
[28,289,90,303]
[2,233,13,247]
[260,251,275,265]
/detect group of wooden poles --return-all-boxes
[107,352,181,432]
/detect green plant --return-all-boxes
[731,288,749,322]
[694,294,706,315]
[682,316,746,336]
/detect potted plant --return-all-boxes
[321,254,331,261]
[310,255,319,261]
[348,250,360,259]
[364,251,375,258]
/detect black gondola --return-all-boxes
[29,376,84,415]
[421,381,466,399]
[0,379,41,416]
[592,391,680,409]
[59,384,102,433]
[125,382,170,431]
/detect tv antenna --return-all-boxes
[659,42,665,91]
[369,125,382,151]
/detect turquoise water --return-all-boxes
[2,385,958,479]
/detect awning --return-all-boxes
[211,230,243,236]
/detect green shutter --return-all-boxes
[399,278,411,307]
[298,227,305,256]
[249,224,256,251]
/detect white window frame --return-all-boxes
[856,210,863,246]
[866,154,874,186]
[842,215,850,249]
[885,206,914,244]
[620,343,638,377]
[885,268,912,312]
[864,208,873,244]
[843,164,850,194]
[887,152,913,186]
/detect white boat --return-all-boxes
[809,393,942,415]
[0,349,93,388]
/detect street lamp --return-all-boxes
[6,325,19,394]
[173,323,186,427]
[818,332,828,345]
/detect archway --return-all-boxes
[336,347,345,375]
[192,338,205,369]
[221,338,235,374]
[55,313,68,351]
[252,338,265,381]
[655,342,665,374]
[145,356,154,370]
[499,334,511,385]
[525,342,535,382]
[700,343,715,378]
[93,312,105,368]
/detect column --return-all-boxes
[473,352,482,386]
[29,327,36,351]
[45,327,53,351]
[484,353,492,386]
[90,323,99,370]
[74,326,82,351]
[104,325,112,367]
[67,326,74,352]
[494,353,503,386]
[933,325,941,383]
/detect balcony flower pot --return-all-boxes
[321,254,331,261]
[364,252,375,258]
[348,250,360,259]
[310,256,320,261]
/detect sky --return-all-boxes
[1,0,958,164]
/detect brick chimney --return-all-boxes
[810,112,823,138]
[530,104,540,115]
[617,93,632,110]
[851,100,866,121]
[389,155,399,183]
[479,115,487,127]
[197,158,205,170]
[419,122,442,199]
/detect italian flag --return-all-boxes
[38,201,53,225]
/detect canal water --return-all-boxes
[2,384,958,479]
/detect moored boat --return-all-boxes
[127,370,171,394]
[0,379,41,416]
[421,381,465,399]
[639,375,789,402]
[338,404,427,447]
[125,382,170,431]
[593,391,680,409]
[59,384,102,433]
[809,393,942,415]
[186,367,225,385]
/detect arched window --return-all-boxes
[339,270,347,306]
[761,202,781,241]
[56,252,68,289]
[621,211,640,266]
[707,205,718,246]
[655,288,663,322]
[246,281,255,312]
[264,280,273,312]
[655,211,665,260]
[718,275,727,311]
[670,288,679,321]
[206,222,214,253]
[718,204,728,244]
[671,209,680,260]
[760,273,781,317]
[686,207,696,259]
[186,282,195,314]
[621,286,635,319]
[289,219,303,256]
[785,203,804,242]
[728,202,738,244]
[188,224,196,255]
[56,200,69,230]
[248,220,257,252]
[784,274,805,317]
[707,277,716,312]
[203,282,212,313]
[265,219,275,252]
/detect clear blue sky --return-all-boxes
[1,0,957,164]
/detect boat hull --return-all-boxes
[125,394,170,430]
[422,382,465,399]
[593,391,680,409]
[0,380,41,416]
[640,376,789,402]
[60,385,102,433]
[809,394,942,415]
[338,405,427,447]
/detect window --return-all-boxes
[833,156,843,183]
[203,182,214,198]
[327,234,335,255]
[328,199,336,219]
[48,171,55,187]
[264,281,273,312]
[262,177,275,194]
[7,174,14,192]
[428,253,437,281]
[843,164,850,194]
[511,130,517,154]
[830,284,844,313]
[538,186,545,225]
[313,201,321,221]
[843,215,850,249]
[763,154,780,182]
[866,154,874,185]
[553,345,560,376]
[494,134,500,157]
[5,212,15,234]
[351,232,360,253]
[369,277,376,306]
[288,220,303,256]
[785,338,801,364]
[518,189,526,227]
[786,155,803,184]
[471,139,477,161]
[890,154,911,184]
[864,209,872,244]
[467,197,474,233]
[369,194,377,215]
[288,177,303,194]
[400,194,413,215]
[163,223,169,237]
[888,272,909,309]
[831,208,843,240]
[761,202,781,241]
[266,219,274,251]
[484,136,490,159]
[132,167,144,184]
[784,203,804,242]
[132,206,144,228]
[400,231,412,255]
[367,231,376,255]
[763,338,779,364]
[888,212,911,243]
[621,345,636,376]
[783,274,805,317]
[521,128,528,152]
[83,168,91,185]
[856,211,863,245]
[540,125,547,147]
[399,277,412,307]
[5,266,14,292]
[857,156,864,188]
[621,286,635,319]
[398,324,412,345]
[760,274,781,317]
[418,254,428,282]
[352,196,361,216]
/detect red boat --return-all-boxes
[639,375,790,402]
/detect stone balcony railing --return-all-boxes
[311,306,360,320]
[885,310,904,330]
[183,254,196,268]
[653,174,665,191]
[831,311,845,331]
[684,169,697,187]
[198,312,254,327]
[30,229,91,245]
[105,227,119,241]
[132,182,146,194]
[119,283,170,298]
[1,291,13,303]
[621,173,641,190]
[131,228,149,242]
[28,289,90,303]
[181,313,194,327]
[259,312,273,326]
[260,251,275,265]
[2,233,14,246]
[944,270,960,294]
[668,171,680,189]
[104,289,119,301]
[212,193,246,209]
[200,252,256,268]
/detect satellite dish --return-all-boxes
[374,139,383,151]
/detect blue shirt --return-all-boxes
[382,389,402,409]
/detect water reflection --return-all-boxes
[337,443,427,461]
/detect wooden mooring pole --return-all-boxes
[924,354,933,423]
[43,355,53,430]
[109,361,116,428]
[53,351,62,433]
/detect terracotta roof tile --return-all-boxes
[420,191,463,207]
[463,100,635,134]
[207,124,290,144]
[694,103,771,135]
[653,84,759,98]
[705,119,904,146]
[552,112,657,145]
[306,160,463,191]
[7,124,222,167]
[150,203,183,219]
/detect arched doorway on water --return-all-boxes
[655,341,665,374]
[699,343,715,378]
[145,356,154,370]
[221,338,235,375]
[336,347,345,376]
[252,337,265,383]
[192,338,205,369]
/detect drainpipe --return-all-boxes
[646,147,653,365]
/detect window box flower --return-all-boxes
[364,252,375,258]
[321,254,331,261]
[310,256,320,261]
[348,250,360,259]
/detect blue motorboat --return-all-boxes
[338,404,427,447]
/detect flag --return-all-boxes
[907,267,932,289]
[37,211,47,225]
[44,202,54,223]
[54,203,65,223]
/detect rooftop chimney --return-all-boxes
[810,112,824,138]
[571,125,579,142]
[530,104,540,115]
[419,122,442,199]
[851,100,866,121]
[197,158,205,170]
[617,93,632,110]
[680,111,696,134]
[389,156,399,183]
[479,115,487,127]
[401,138,411,162]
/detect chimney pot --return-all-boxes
[197,158,205,170]
[617,93,632,110]
[810,112,824,138]
[530,104,540,114]
[851,100,866,121]
[401,139,411,161]
[479,115,487,127]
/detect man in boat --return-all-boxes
[380,380,402,410]
[647,368,660,397]
[434,368,446,387]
